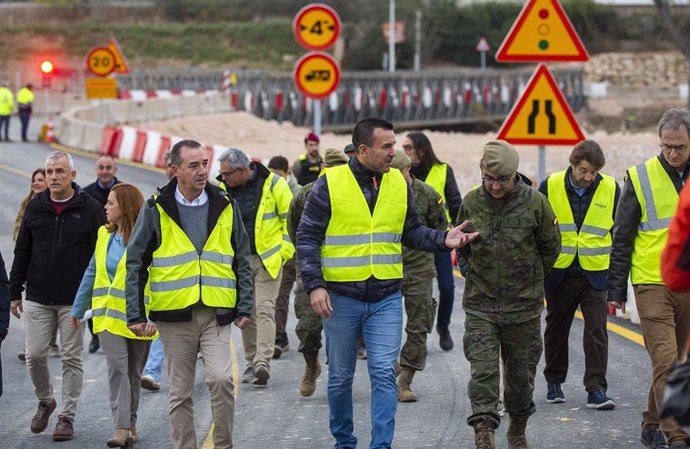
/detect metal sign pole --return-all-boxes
[388,0,396,73]
[313,99,321,136]
[480,51,486,71]
[538,145,546,182]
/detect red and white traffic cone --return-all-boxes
[45,120,56,143]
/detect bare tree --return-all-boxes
[654,0,690,109]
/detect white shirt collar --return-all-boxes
[175,185,208,206]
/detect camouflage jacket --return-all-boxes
[457,180,561,319]
[403,178,448,282]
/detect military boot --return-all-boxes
[473,418,496,449]
[507,416,530,449]
[299,352,321,397]
[397,367,417,402]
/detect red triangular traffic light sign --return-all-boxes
[497,64,585,145]
[496,0,589,62]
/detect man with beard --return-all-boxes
[292,132,323,185]
[539,140,620,410]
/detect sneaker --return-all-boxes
[241,366,254,384]
[52,415,74,441]
[273,333,289,359]
[48,344,61,358]
[641,428,669,449]
[89,335,100,353]
[436,325,454,351]
[546,383,565,403]
[253,362,271,386]
[141,374,161,391]
[31,398,57,433]
[586,389,616,410]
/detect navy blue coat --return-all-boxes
[0,251,11,397]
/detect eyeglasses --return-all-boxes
[402,144,414,151]
[660,143,688,153]
[219,168,240,178]
[482,174,513,186]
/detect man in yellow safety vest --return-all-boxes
[539,140,620,410]
[296,117,478,449]
[608,108,690,449]
[217,147,294,386]
[16,83,34,142]
[125,139,253,449]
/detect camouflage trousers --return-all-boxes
[399,279,437,372]
[293,276,323,354]
[463,313,542,428]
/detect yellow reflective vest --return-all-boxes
[321,165,408,281]
[0,86,13,115]
[548,170,616,271]
[628,157,679,284]
[16,87,34,108]
[424,163,451,229]
[148,200,237,311]
[92,226,157,340]
[221,172,294,279]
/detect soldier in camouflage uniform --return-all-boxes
[287,148,350,397]
[389,150,448,403]
[456,140,561,449]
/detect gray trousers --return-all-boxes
[99,330,151,429]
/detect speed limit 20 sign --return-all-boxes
[86,46,116,77]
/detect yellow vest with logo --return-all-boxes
[548,170,616,271]
[321,165,408,281]
[425,163,451,228]
[628,157,679,284]
[92,226,157,340]
[255,173,294,279]
[149,200,237,311]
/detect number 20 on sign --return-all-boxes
[86,46,116,77]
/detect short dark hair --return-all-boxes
[268,155,289,172]
[169,139,204,166]
[657,108,690,138]
[569,140,605,169]
[406,131,442,168]
[352,118,394,151]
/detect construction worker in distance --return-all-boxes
[16,83,34,142]
[390,149,447,403]
[608,108,690,449]
[287,148,349,397]
[292,132,323,185]
[539,140,620,410]
[0,81,14,142]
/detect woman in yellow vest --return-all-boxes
[71,183,156,448]
[403,131,462,351]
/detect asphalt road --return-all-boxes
[0,125,654,449]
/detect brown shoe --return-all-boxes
[130,422,137,443]
[52,415,74,441]
[31,398,57,433]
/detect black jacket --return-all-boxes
[538,169,620,295]
[608,154,689,301]
[125,179,253,325]
[296,157,449,301]
[9,184,106,305]
[0,251,9,340]
[83,177,121,207]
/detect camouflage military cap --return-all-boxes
[481,140,519,176]
[390,149,411,170]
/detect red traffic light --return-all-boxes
[40,60,54,75]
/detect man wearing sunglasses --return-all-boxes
[456,140,561,449]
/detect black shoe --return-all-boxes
[437,325,454,351]
[89,335,100,353]
[641,427,670,449]
[273,333,289,359]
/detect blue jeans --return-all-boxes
[434,252,455,329]
[143,337,164,382]
[323,291,403,449]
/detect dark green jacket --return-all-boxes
[457,181,561,319]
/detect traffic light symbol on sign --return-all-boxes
[495,0,588,62]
